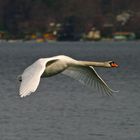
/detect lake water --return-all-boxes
[0,41,140,140]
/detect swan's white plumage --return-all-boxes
[19,59,48,97]
[19,55,118,97]
[62,66,116,95]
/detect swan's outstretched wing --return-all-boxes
[62,66,117,96]
[19,59,47,97]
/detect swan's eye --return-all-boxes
[109,61,114,65]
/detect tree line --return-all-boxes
[0,0,140,38]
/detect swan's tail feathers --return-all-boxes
[62,66,118,96]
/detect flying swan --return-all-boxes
[18,55,118,98]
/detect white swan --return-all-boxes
[18,55,118,98]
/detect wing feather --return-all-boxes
[62,66,117,96]
[19,59,47,97]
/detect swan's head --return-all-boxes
[109,61,118,68]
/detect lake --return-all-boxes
[0,41,140,140]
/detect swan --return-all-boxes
[18,55,118,98]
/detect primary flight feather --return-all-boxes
[18,55,118,98]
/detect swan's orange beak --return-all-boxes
[110,62,118,67]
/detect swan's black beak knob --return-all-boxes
[109,61,118,67]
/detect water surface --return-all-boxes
[0,41,140,140]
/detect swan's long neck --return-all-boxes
[77,61,107,67]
